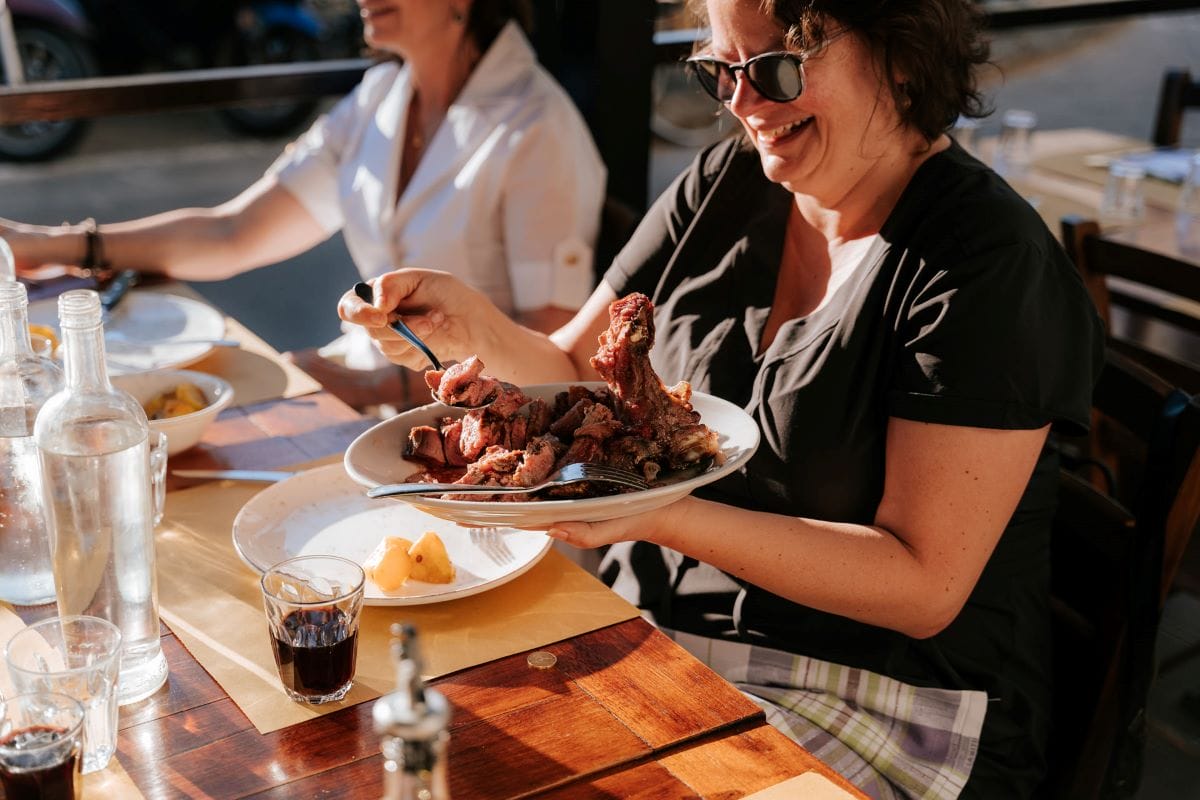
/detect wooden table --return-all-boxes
[10,300,865,800]
[983,127,1198,266]
[131,394,863,799]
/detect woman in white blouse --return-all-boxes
[1,0,606,408]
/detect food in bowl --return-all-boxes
[143,382,208,420]
[363,531,455,591]
[111,369,235,456]
[404,292,722,500]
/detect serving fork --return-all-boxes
[366,462,649,499]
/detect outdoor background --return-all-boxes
[1,5,1199,794]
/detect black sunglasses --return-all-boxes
[686,30,848,104]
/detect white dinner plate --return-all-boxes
[343,382,761,527]
[29,291,226,375]
[232,463,552,606]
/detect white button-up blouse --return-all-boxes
[268,22,606,368]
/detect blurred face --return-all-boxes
[357,0,464,57]
[704,0,907,200]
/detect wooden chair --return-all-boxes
[1152,68,1200,147]
[1060,215,1200,394]
[1045,349,1200,799]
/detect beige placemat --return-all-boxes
[741,771,860,799]
[148,283,321,407]
[154,476,641,734]
[0,606,146,799]
[187,317,321,407]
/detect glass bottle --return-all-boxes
[0,281,63,605]
[374,624,451,800]
[34,289,168,705]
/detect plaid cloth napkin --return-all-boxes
[665,629,986,800]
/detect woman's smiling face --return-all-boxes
[704,0,908,201]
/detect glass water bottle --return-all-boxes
[35,289,168,705]
[0,281,63,605]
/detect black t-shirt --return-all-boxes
[599,137,1104,793]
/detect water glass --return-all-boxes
[0,691,85,800]
[1177,152,1200,255]
[1099,161,1147,226]
[261,555,364,705]
[148,430,168,526]
[5,615,122,774]
[993,108,1038,179]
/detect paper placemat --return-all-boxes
[1,606,146,799]
[187,317,321,407]
[741,771,860,799]
[154,475,641,734]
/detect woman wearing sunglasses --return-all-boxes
[343,1,1102,796]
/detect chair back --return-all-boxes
[1060,215,1200,394]
[1152,68,1200,147]
[1046,349,1200,799]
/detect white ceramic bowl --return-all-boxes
[112,369,235,455]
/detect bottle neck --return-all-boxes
[0,300,34,359]
[61,321,111,391]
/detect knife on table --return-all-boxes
[99,269,139,314]
[171,469,298,483]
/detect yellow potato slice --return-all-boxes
[363,537,414,592]
[408,531,455,584]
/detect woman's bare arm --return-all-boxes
[1,174,328,280]
[549,419,1050,639]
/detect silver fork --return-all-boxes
[365,462,649,499]
[470,528,515,565]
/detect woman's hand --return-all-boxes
[532,500,686,550]
[0,218,78,274]
[339,267,587,385]
[338,268,501,371]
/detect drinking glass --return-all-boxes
[148,431,168,527]
[0,691,85,800]
[1099,161,1147,226]
[993,109,1037,179]
[1177,152,1200,255]
[260,555,365,704]
[28,333,54,360]
[5,615,122,774]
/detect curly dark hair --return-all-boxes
[466,0,534,52]
[689,0,991,140]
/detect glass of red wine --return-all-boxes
[260,555,366,704]
[0,692,85,800]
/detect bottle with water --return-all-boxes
[34,289,168,705]
[0,281,63,605]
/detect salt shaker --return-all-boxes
[0,281,63,605]
[374,623,451,800]
[34,289,168,705]
[1177,152,1200,255]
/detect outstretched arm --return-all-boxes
[1,174,328,281]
